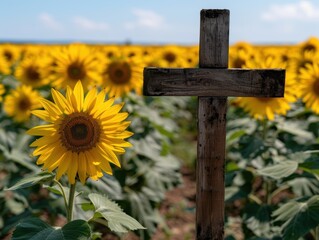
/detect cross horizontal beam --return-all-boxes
[143,67,285,97]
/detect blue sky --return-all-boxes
[1,0,319,45]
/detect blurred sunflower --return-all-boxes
[299,37,319,53]
[299,62,319,114]
[51,44,103,90]
[27,81,132,184]
[235,56,298,120]
[14,56,51,88]
[290,50,319,75]
[158,45,188,67]
[3,85,42,122]
[102,45,121,60]
[0,44,21,67]
[229,42,255,68]
[102,57,143,98]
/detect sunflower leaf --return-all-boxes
[88,193,145,233]
[272,195,319,240]
[256,161,298,180]
[5,171,55,191]
[12,218,91,240]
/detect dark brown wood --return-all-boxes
[197,96,227,240]
[143,68,285,97]
[200,9,229,68]
[142,9,286,240]
[196,10,229,240]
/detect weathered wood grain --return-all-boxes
[143,68,285,97]
[197,96,227,240]
[200,9,229,68]
[196,9,229,240]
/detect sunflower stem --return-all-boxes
[67,182,77,222]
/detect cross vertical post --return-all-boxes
[196,10,229,239]
[143,9,285,240]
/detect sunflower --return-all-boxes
[0,44,21,67]
[158,45,188,67]
[229,42,256,68]
[289,50,319,76]
[298,62,319,114]
[102,57,143,98]
[27,81,132,184]
[14,55,51,88]
[3,85,42,122]
[235,55,298,120]
[51,44,103,90]
[299,37,319,53]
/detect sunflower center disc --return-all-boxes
[26,67,40,81]
[303,44,316,52]
[313,79,319,96]
[18,98,31,111]
[164,52,176,63]
[109,62,131,84]
[4,51,12,61]
[67,62,86,80]
[60,113,100,152]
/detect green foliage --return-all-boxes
[6,171,55,191]
[223,104,319,240]
[273,196,319,240]
[12,218,91,240]
[86,193,145,232]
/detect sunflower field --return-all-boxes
[1,37,319,240]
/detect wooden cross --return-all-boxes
[143,9,285,240]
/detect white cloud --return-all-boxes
[73,17,109,31]
[38,13,62,30]
[125,8,164,30]
[262,0,319,21]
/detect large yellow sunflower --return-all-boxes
[102,57,143,98]
[50,44,103,90]
[3,85,42,122]
[14,55,51,88]
[27,81,132,184]
[235,56,298,120]
[298,62,319,114]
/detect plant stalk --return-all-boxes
[67,182,77,222]
[316,226,319,240]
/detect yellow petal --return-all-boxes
[78,152,87,184]
[67,152,79,184]
[56,152,72,180]
[97,143,121,167]
[31,110,51,122]
[39,98,62,117]
[73,81,84,111]
[51,88,72,113]
[27,125,56,136]
[83,88,97,112]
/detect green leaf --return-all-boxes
[272,195,319,240]
[257,161,298,180]
[6,171,55,191]
[88,193,145,233]
[12,218,91,240]
[244,203,273,237]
